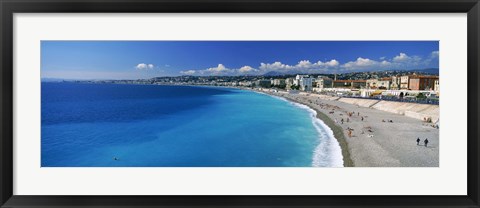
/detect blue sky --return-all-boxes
[41,41,439,80]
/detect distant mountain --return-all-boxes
[263,71,285,76]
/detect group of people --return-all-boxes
[416,137,429,147]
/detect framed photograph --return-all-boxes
[1,0,479,207]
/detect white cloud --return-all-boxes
[343,57,382,69]
[178,51,439,76]
[341,52,436,71]
[297,60,312,68]
[393,53,409,62]
[259,59,339,73]
[239,66,256,73]
[421,50,439,66]
[259,61,293,71]
[324,59,340,67]
[197,64,234,75]
[194,64,258,75]
[206,64,228,72]
[136,63,155,70]
[180,70,196,75]
[392,52,422,64]
[381,60,391,66]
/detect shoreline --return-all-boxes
[259,89,439,167]
[253,90,354,167]
[301,101,354,167]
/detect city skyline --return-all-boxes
[41,41,439,80]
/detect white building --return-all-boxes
[400,75,411,89]
[273,79,286,86]
[366,78,390,90]
[434,79,440,93]
[313,76,332,92]
[294,75,308,86]
[298,75,314,91]
[390,76,401,90]
[285,78,294,90]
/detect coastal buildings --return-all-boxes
[239,81,253,87]
[408,75,439,91]
[256,80,272,88]
[399,74,439,90]
[390,76,401,90]
[367,78,391,90]
[295,75,314,91]
[400,75,411,89]
[95,70,439,101]
[378,78,391,89]
[294,75,306,85]
[315,76,333,89]
[366,79,378,89]
[285,78,294,90]
[333,80,367,89]
[273,79,286,87]
[299,77,314,91]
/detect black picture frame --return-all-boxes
[1,0,479,207]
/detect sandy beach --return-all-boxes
[257,89,439,167]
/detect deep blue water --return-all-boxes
[41,83,342,167]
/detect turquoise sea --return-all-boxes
[41,83,343,167]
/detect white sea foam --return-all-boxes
[288,102,344,167]
[247,90,344,167]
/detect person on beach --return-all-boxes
[361,116,364,121]
[341,118,344,124]
[424,138,429,147]
[347,128,353,137]
[416,138,420,145]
